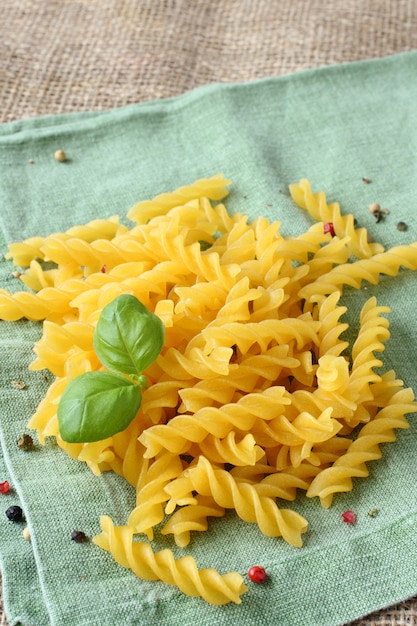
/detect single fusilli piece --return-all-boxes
[346,297,390,415]
[299,243,417,303]
[126,174,231,223]
[93,515,248,605]
[316,291,349,358]
[185,456,308,546]
[5,216,125,266]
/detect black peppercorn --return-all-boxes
[71,530,87,543]
[5,505,23,522]
[397,221,407,232]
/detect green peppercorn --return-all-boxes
[5,505,23,522]
[17,434,34,451]
[198,240,212,251]
[71,530,88,543]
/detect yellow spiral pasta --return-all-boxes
[299,243,417,303]
[127,452,184,539]
[93,515,247,605]
[289,178,384,259]
[191,431,264,467]
[185,456,308,546]
[316,291,349,358]
[2,175,417,604]
[139,386,291,458]
[5,216,125,266]
[306,385,415,508]
[126,174,232,223]
[161,495,225,548]
[252,462,323,500]
[346,297,390,412]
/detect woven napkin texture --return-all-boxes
[0,50,417,626]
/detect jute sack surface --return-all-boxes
[1,2,417,625]
[2,0,417,123]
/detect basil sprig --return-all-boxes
[57,294,165,443]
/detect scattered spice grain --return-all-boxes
[198,240,212,251]
[17,434,34,451]
[5,505,23,522]
[11,380,26,390]
[248,566,267,584]
[341,510,357,524]
[323,222,335,237]
[71,530,88,543]
[368,202,382,222]
[54,149,67,162]
[0,481,10,494]
[22,526,31,541]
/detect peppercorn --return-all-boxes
[198,240,212,251]
[22,526,31,541]
[397,221,407,232]
[248,565,267,584]
[11,380,26,390]
[368,202,382,222]
[71,530,88,543]
[54,149,67,162]
[323,222,335,237]
[0,481,10,494]
[5,505,23,522]
[17,434,34,451]
[341,510,356,524]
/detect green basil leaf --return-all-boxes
[58,371,142,443]
[93,294,165,377]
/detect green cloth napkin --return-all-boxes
[1,51,417,626]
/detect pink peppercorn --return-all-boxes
[323,222,336,237]
[248,566,267,584]
[0,481,10,494]
[341,510,357,524]
[100,264,107,273]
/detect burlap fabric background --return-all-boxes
[1,1,417,624]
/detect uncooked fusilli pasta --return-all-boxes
[2,174,416,605]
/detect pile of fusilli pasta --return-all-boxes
[2,174,416,605]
